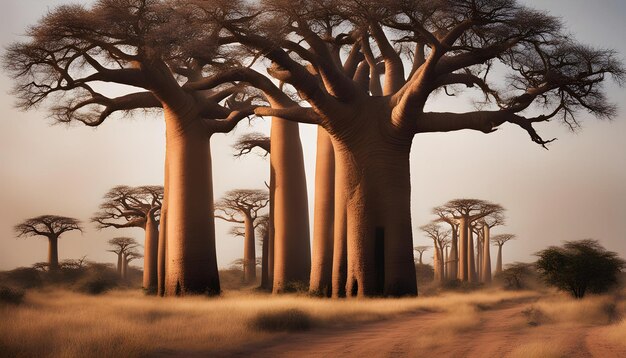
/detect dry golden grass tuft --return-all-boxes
[523,293,618,326]
[0,288,537,357]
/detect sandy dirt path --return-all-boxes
[159,298,626,358]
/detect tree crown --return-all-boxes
[14,215,83,238]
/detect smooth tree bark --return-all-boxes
[92,185,163,293]
[216,0,623,296]
[14,215,83,271]
[255,215,271,290]
[215,189,269,283]
[310,127,336,296]
[4,0,267,295]
[492,234,516,275]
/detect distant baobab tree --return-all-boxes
[107,237,139,278]
[435,200,503,282]
[472,211,506,283]
[233,133,271,158]
[414,246,430,265]
[492,234,516,275]
[232,134,275,289]
[14,215,82,271]
[420,223,451,282]
[3,0,272,296]
[212,0,624,297]
[122,249,143,281]
[92,185,163,293]
[255,215,271,290]
[215,189,269,283]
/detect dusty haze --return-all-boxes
[1,0,625,271]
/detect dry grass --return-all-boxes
[0,288,536,357]
[506,340,569,358]
[523,293,618,326]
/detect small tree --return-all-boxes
[107,237,139,278]
[122,249,143,281]
[492,234,516,274]
[414,246,430,265]
[92,185,163,292]
[535,240,625,299]
[215,189,269,283]
[14,215,83,271]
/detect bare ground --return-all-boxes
[155,297,626,358]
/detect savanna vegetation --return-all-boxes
[1,0,625,356]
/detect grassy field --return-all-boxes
[1,285,625,357]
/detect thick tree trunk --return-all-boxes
[157,155,169,296]
[448,229,458,280]
[48,236,59,271]
[433,243,441,282]
[495,245,503,275]
[163,106,220,296]
[481,226,492,283]
[332,114,417,297]
[243,215,256,283]
[459,217,469,281]
[443,247,450,280]
[309,127,335,297]
[121,253,128,280]
[116,252,123,277]
[476,235,482,281]
[143,214,159,293]
[468,230,477,283]
[267,168,275,290]
[331,165,348,298]
[260,230,270,289]
[271,117,311,293]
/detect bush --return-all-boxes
[0,267,42,289]
[496,262,537,290]
[74,264,120,295]
[535,239,625,299]
[250,309,313,331]
[0,286,25,305]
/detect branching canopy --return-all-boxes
[215,189,270,223]
[233,132,271,157]
[92,185,163,229]
[14,215,83,239]
[491,233,516,247]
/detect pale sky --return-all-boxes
[1,0,625,272]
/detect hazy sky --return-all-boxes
[1,0,625,272]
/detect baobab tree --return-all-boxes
[3,0,269,296]
[473,211,506,283]
[92,185,163,293]
[255,215,271,290]
[414,246,430,265]
[107,237,139,278]
[420,223,451,282]
[232,133,275,289]
[436,199,503,282]
[433,206,460,281]
[215,189,269,283]
[122,249,143,281]
[211,0,624,297]
[492,234,516,275]
[14,215,82,271]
